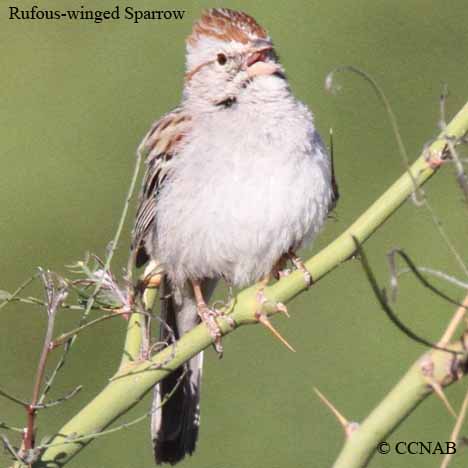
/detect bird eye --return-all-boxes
[217,53,227,65]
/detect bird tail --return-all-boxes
[151,277,216,465]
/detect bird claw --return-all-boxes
[197,303,224,356]
[276,302,290,318]
[277,268,292,279]
[212,298,237,330]
[288,252,313,288]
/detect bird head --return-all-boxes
[183,8,287,110]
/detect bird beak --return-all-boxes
[245,47,279,78]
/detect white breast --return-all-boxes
[154,90,333,287]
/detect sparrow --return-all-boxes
[131,8,338,465]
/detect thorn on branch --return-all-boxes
[255,286,295,352]
[425,377,457,418]
[419,355,457,417]
[314,387,359,438]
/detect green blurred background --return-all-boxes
[1,1,468,467]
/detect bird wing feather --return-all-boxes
[131,108,191,267]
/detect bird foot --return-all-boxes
[197,302,224,356]
[212,299,237,330]
[277,268,292,279]
[288,252,313,288]
[255,289,295,352]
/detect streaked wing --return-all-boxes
[131,108,191,267]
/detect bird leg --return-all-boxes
[255,277,295,352]
[192,280,224,355]
[272,255,292,279]
[211,286,237,331]
[288,250,313,288]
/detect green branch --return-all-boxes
[332,336,468,468]
[33,102,468,467]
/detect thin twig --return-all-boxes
[1,435,24,463]
[325,66,423,202]
[82,140,144,319]
[37,369,186,450]
[0,421,24,433]
[34,386,82,409]
[423,200,468,278]
[0,388,28,407]
[440,385,468,468]
[35,150,144,412]
[396,267,468,290]
[387,249,468,308]
[326,67,468,278]
[5,295,101,311]
[25,270,67,451]
[51,310,148,349]
[354,238,462,355]
[438,292,468,348]
[439,87,468,204]
[0,273,39,311]
[38,339,72,405]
